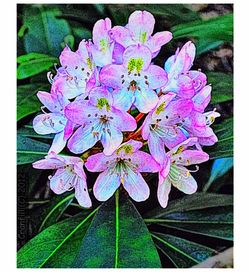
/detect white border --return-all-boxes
[2,0,249,271]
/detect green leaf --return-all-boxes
[22,5,71,56]
[17,84,48,121]
[17,134,50,165]
[73,191,161,268]
[18,125,54,140]
[203,157,233,192]
[205,118,233,159]
[145,193,233,241]
[17,209,97,268]
[172,13,233,54]
[208,72,233,104]
[152,232,216,268]
[17,53,58,79]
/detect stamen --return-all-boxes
[188,165,199,172]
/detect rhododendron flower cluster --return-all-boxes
[33,10,220,208]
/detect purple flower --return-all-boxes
[141,93,193,164]
[33,152,91,208]
[85,139,160,202]
[50,40,97,100]
[65,87,137,155]
[89,18,114,67]
[100,44,167,113]
[163,41,207,98]
[157,138,209,208]
[33,90,74,154]
[109,10,172,57]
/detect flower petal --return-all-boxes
[64,120,74,140]
[93,169,120,201]
[101,125,123,155]
[111,107,137,131]
[49,131,67,154]
[171,150,209,166]
[85,152,114,172]
[93,18,111,47]
[75,177,92,208]
[157,177,171,208]
[33,113,66,135]
[128,10,155,42]
[123,44,152,71]
[50,168,75,194]
[146,31,173,54]
[148,132,166,165]
[109,26,133,48]
[134,88,159,113]
[99,64,126,89]
[144,65,168,89]
[67,125,99,154]
[192,85,212,112]
[112,88,134,111]
[170,165,198,194]
[123,169,150,202]
[130,151,160,172]
[37,91,61,113]
[32,157,64,169]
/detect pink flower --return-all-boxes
[33,152,91,208]
[157,138,209,208]
[85,140,160,202]
[100,44,167,113]
[109,10,172,57]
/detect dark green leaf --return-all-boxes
[17,134,50,165]
[145,193,233,241]
[22,5,71,56]
[205,118,233,159]
[152,232,216,268]
[196,39,224,55]
[18,125,54,140]
[17,84,48,121]
[73,192,161,268]
[203,157,233,192]
[17,209,97,268]
[208,72,233,104]
[17,53,58,79]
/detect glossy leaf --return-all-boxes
[203,157,233,192]
[208,72,233,104]
[17,53,58,79]
[145,193,233,241]
[17,84,48,121]
[17,209,97,268]
[22,5,71,56]
[205,118,233,159]
[152,232,216,268]
[17,134,50,165]
[73,191,161,268]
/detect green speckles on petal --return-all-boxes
[87,57,93,71]
[127,58,144,73]
[140,32,147,44]
[97,98,110,111]
[155,101,166,115]
[116,144,133,155]
[100,38,107,52]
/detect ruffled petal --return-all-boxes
[67,125,99,154]
[170,165,198,194]
[130,151,160,172]
[88,86,113,108]
[171,150,209,166]
[112,88,134,111]
[32,157,64,169]
[37,91,61,113]
[122,168,150,202]
[33,113,66,135]
[134,88,159,113]
[188,70,207,93]
[75,177,92,208]
[117,139,143,156]
[93,169,120,201]
[128,10,155,42]
[146,31,173,53]
[112,42,125,64]
[144,65,168,89]
[123,44,152,71]
[101,125,123,155]
[157,177,171,208]
[49,131,67,154]
[93,18,111,47]
[162,127,187,149]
